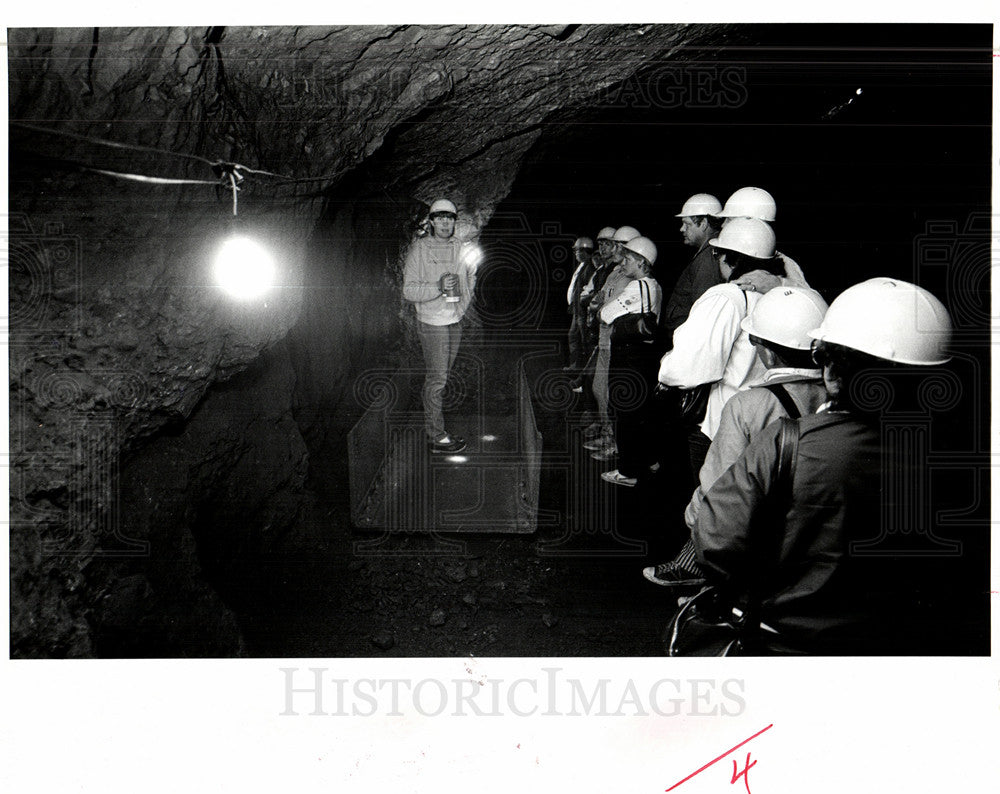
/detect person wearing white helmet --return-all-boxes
[583,225,643,459]
[717,186,777,223]
[687,278,954,654]
[660,193,725,339]
[658,218,787,476]
[570,226,619,438]
[717,186,811,292]
[576,227,619,351]
[564,236,595,372]
[597,237,663,486]
[644,286,828,586]
[402,197,477,453]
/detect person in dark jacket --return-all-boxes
[659,193,725,340]
[691,277,954,654]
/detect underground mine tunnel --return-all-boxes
[8,24,992,658]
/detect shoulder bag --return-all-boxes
[610,279,660,348]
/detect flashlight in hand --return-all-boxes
[440,273,461,302]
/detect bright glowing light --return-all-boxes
[461,243,484,270]
[481,434,499,442]
[213,236,275,299]
[856,88,863,95]
[446,455,469,464]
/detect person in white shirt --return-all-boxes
[598,236,663,487]
[582,225,643,460]
[657,218,786,478]
[645,286,828,586]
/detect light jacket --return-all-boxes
[684,368,827,528]
[599,276,663,325]
[402,235,476,325]
[592,263,635,350]
[657,282,765,439]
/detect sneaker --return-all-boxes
[430,435,467,454]
[590,443,618,461]
[582,435,611,451]
[642,562,706,588]
[600,469,637,487]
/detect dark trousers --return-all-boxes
[609,341,662,478]
[567,311,588,369]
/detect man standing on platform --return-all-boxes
[403,198,478,454]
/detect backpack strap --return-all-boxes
[764,383,802,420]
[776,416,801,486]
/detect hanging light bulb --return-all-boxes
[213,235,275,300]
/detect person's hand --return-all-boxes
[735,270,782,294]
[439,273,459,292]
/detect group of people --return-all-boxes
[402,189,956,654]
[563,186,955,654]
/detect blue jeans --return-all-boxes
[416,320,463,441]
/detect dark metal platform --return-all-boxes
[347,358,542,534]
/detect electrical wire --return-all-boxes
[12,121,218,166]
[12,120,345,186]
[87,167,220,186]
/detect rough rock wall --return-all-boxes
[8,24,720,657]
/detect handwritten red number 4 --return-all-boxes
[730,752,757,794]
[665,724,772,793]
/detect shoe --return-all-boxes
[582,435,611,451]
[600,469,637,487]
[642,563,706,588]
[430,435,467,454]
[590,443,618,461]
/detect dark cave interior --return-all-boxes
[7,23,992,658]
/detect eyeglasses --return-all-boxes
[810,339,831,367]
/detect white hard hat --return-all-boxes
[573,237,594,250]
[676,193,722,218]
[596,226,617,241]
[708,217,776,260]
[718,187,777,222]
[742,287,829,350]
[808,278,952,365]
[612,225,641,243]
[429,198,457,216]
[624,236,658,266]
